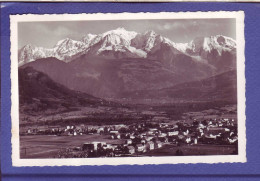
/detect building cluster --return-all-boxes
[52,118,238,158]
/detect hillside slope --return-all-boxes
[19,67,115,116]
[21,55,214,99]
[123,70,237,103]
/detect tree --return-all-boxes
[176,149,184,156]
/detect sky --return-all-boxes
[18,19,236,49]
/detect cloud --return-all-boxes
[157,22,184,31]
[53,26,71,36]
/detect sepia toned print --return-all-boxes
[11,12,246,166]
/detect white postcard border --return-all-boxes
[10,11,246,167]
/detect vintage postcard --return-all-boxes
[10,11,246,166]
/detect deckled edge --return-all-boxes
[10,11,246,167]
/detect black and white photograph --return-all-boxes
[10,12,246,166]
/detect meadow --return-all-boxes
[142,144,237,156]
[20,134,124,158]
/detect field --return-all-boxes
[142,144,237,156]
[20,135,124,158]
[20,135,237,158]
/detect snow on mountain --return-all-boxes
[19,30,236,99]
[18,28,236,67]
[18,44,54,66]
[172,42,189,53]
[53,38,86,62]
[85,27,147,59]
[81,33,97,45]
[184,35,236,72]
[131,30,164,52]
[186,35,236,57]
[102,27,137,43]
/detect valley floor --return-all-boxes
[20,135,237,159]
[19,104,238,159]
[20,134,124,159]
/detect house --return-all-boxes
[154,141,163,148]
[141,139,146,144]
[136,144,144,152]
[110,130,119,134]
[198,123,206,129]
[178,135,185,140]
[97,127,104,134]
[208,134,218,139]
[228,136,238,144]
[110,144,119,150]
[130,135,135,139]
[158,137,168,143]
[110,133,121,139]
[183,129,189,136]
[144,136,153,142]
[225,128,230,132]
[114,124,126,130]
[146,141,155,150]
[110,134,116,139]
[26,129,33,134]
[139,134,145,138]
[206,127,226,136]
[198,128,204,134]
[149,128,158,132]
[218,123,223,127]
[159,123,168,128]
[158,133,167,137]
[92,141,106,151]
[167,131,179,136]
[116,134,121,139]
[102,144,112,150]
[61,129,73,136]
[185,137,191,144]
[125,139,132,145]
[82,142,95,151]
[127,146,135,154]
[147,131,155,136]
[172,125,178,129]
[230,132,235,137]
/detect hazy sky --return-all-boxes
[18,19,236,49]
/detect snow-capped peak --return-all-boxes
[18,44,54,65]
[102,27,137,42]
[214,35,236,49]
[54,38,71,47]
[186,35,236,55]
[81,33,97,44]
[145,30,157,37]
[18,28,236,67]
[22,44,35,49]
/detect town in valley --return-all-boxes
[20,104,238,158]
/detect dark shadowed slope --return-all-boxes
[19,66,116,114]
[123,70,237,102]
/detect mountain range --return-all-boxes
[19,28,237,100]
